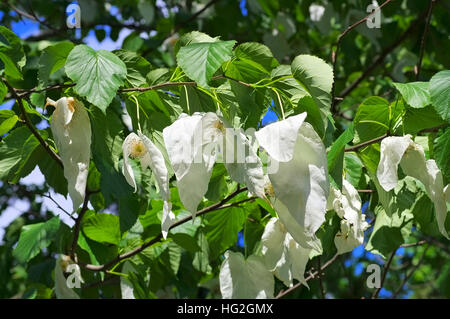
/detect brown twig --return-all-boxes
[81,187,248,272]
[174,0,221,32]
[392,245,429,298]
[317,258,326,299]
[344,134,388,153]
[1,77,63,168]
[330,0,393,113]
[69,188,94,262]
[414,0,435,80]
[276,253,339,299]
[372,249,397,298]
[336,4,438,107]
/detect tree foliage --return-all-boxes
[0,0,449,299]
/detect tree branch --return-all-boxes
[344,134,388,153]
[276,253,340,299]
[330,0,393,113]
[70,188,96,262]
[174,0,221,32]
[372,249,396,299]
[80,186,248,272]
[1,77,63,168]
[414,0,436,80]
[392,245,429,298]
[335,3,438,107]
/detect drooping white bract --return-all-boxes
[163,113,211,217]
[47,97,91,211]
[377,135,449,239]
[377,135,413,192]
[256,115,329,252]
[327,180,369,255]
[122,131,174,238]
[120,261,136,299]
[163,112,265,217]
[198,112,266,199]
[261,218,311,288]
[219,251,274,299]
[54,255,82,299]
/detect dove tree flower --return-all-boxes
[54,255,83,299]
[46,97,91,211]
[122,131,174,238]
[255,113,329,252]
[261,218,311,288]
[219,251,274,299]
[163,112,265,217]
[377,135,449,239]
[327,180,370,255]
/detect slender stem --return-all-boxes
[392,245,429,298]
[276,253,339,299]
[344,134,388,153]
[81,187,248,272]
[70,189,93,262]
[335,3,438,106]
[1,77,63,168]
[372,249,396,299]
[317,258,326,299]
[415,0,435,80]
[331,0,393,113]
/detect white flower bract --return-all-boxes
[261,218,311,288]
[257,116,329,252]
[122,131,174,238]
[377,135,449,239]
[219,251,274,299]
[47,97,91,211]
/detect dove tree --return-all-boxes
[0,0,449,300]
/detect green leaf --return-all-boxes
[119,194,141,235]
[174,31,218,55]
[90,107,132,204]
[138,0,155,24]
[180,85,216,114]
[38,41,74,88]
[327,123,354,189]
[225,42,278,83]
[203,206,247,258]
[296,95,325,137]
[403,105,446,134]
[0,126,41,180]
[353,96,389,143]
[366,206,413,258]
[0,113,18,136]
[82,212,121,245]
[344,153,364,188]
[65,45,127,112]
[393,81,430,109]
[113,49,152,87]
[430,70,450,122]
[434,128,450,185]
[0,26,26,79]
[291,54,333,130]
[13,216,60,263]
[0,81,7,103]
[176,40,236,87]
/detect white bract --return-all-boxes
[377,135,449,239]
[256,114,329,252]
[261,218,311,288]
[122,131,174,238]
[219,251,274,299]
[46,97,91,211]
[327,180,369,255]
[163,112,265,217]
[54,255,82,299]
